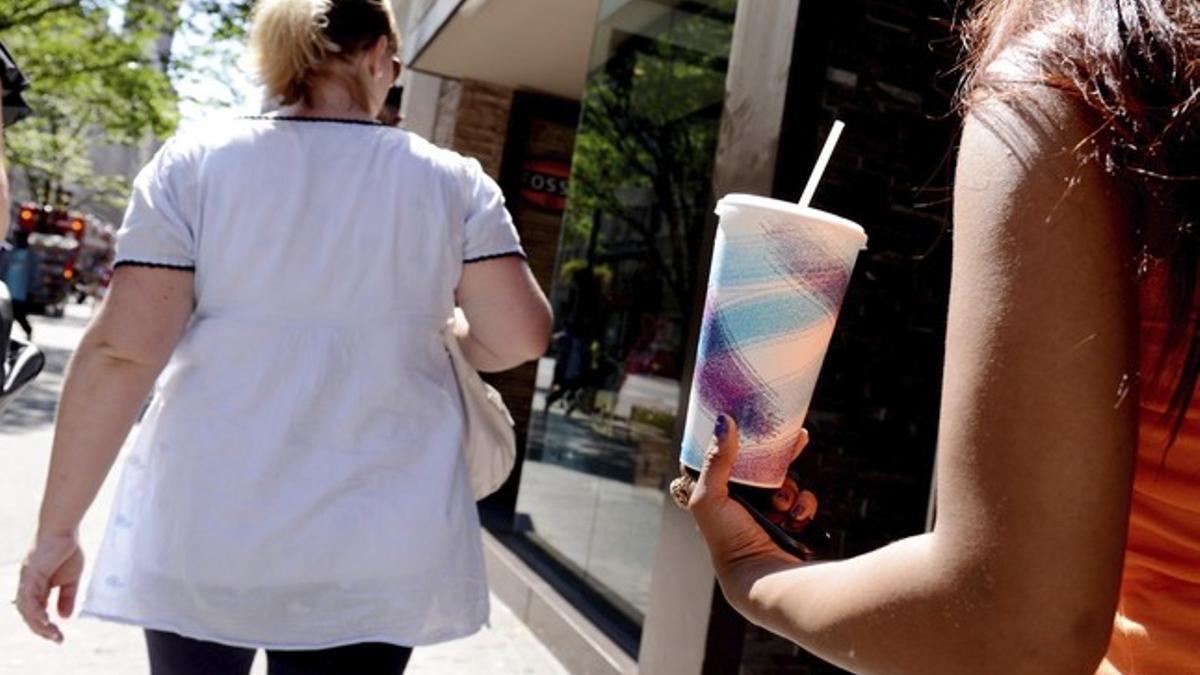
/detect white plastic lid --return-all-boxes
[716,193,868,249]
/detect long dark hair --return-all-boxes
[960,0,1200,447]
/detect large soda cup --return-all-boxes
[680,194,868,488]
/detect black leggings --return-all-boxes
[11,299,32,339]
[144,629,413,675]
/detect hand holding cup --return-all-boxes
[675,415,811,598]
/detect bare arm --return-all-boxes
[690,91,1138,674]
[17,266,193,642]
[36,266,195,538]
[455,256,552,372]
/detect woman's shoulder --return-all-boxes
[149,117,487,193]
[142,116,259,169]
[969,11,1084,102]
[400,131,488,180]
[964,16,1101,186]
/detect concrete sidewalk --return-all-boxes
[1,307,570,674]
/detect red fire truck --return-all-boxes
[12,202,115,316]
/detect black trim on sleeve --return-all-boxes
[463,250,527,264]
[114,260,196,271]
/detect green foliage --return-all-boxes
[0,0,255,213]
[559,258,613,286]
[630,404,676,436]
[1,0,183,211]
[193,0,252,41]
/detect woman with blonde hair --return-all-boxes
[13,0,552,671]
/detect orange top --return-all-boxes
[1104,267,1200,674]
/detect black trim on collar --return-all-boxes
[464,251,527,264]
[240,115,385,127]
[114,260,196,271]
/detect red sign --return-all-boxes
[520,159,570,212]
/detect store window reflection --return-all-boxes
[515,0,738,634]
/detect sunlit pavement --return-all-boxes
[1,304,570,674]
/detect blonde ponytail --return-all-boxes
[246,0,342,105]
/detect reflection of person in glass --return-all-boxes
[545,266,605,416]
[624,313,678,378]
[676,2,1200,673]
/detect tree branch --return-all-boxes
[0,0,83,30]
[59,54,155,78]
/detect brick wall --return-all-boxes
[738,1,960,673]
[451,80,516,179]
[772,0,958,559]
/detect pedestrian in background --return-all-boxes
[13,0,551,671]
[677,1,1199,673]
[2,230,38,340]
[378,84,404,127]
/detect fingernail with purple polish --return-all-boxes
[714,414,728,440]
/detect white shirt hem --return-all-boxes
[78,608,488,650]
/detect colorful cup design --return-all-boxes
[681,194,867,488]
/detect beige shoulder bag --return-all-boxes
[443,308,517,499]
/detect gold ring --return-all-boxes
[669,475,695,510]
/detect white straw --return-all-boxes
[798,120,846,209]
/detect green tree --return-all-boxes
[193,0,251,40]
[564,1,735,316]
[0,0,254,214]
[1,0,180,212]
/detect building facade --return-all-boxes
[399,2,961,673]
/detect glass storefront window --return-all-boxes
[515,0,738,634]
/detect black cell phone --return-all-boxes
[685,468,831,561]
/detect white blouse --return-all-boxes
[80,117,524,649]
